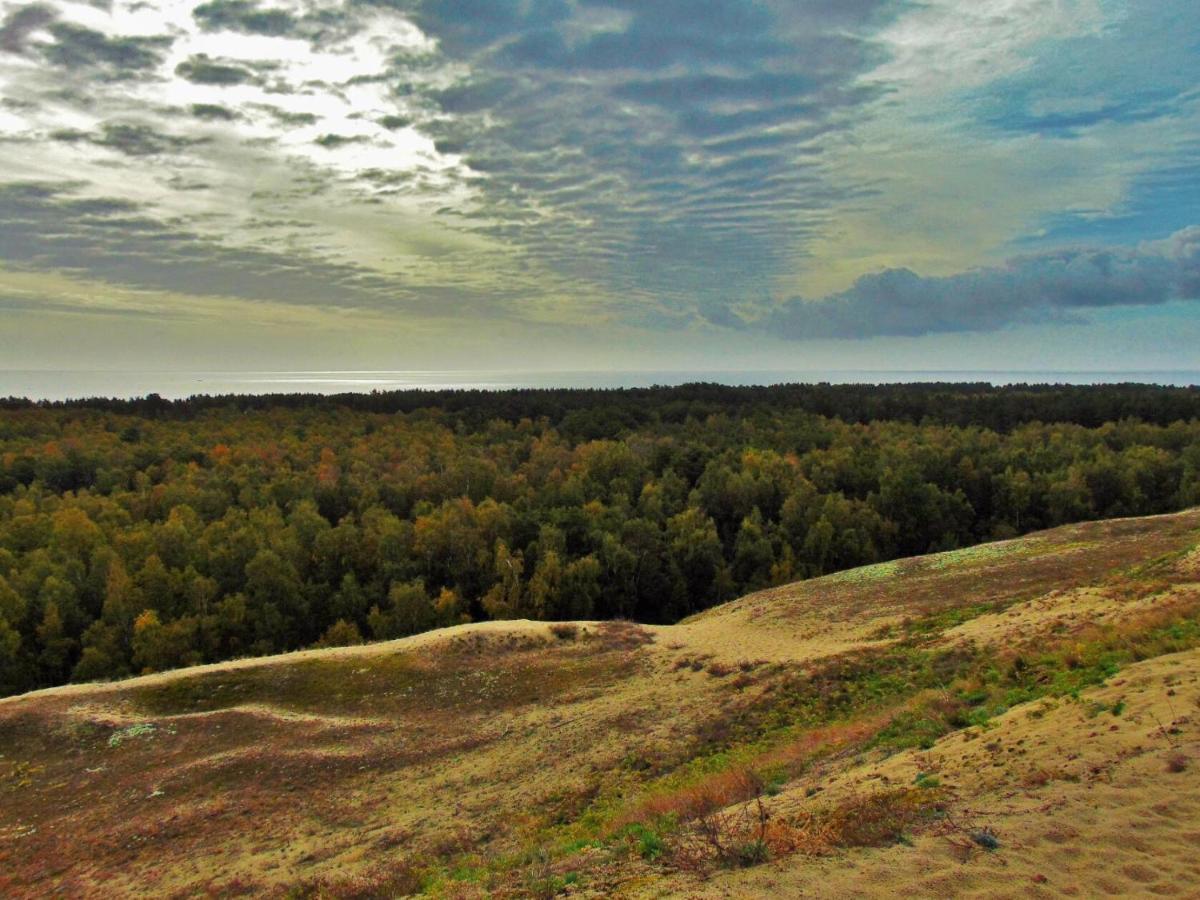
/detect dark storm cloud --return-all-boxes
[753,230,1200,340]
[95,122,210,156]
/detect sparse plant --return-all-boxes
[1166,752,1189,773]
[674,796,775,870]
[107,722,157,748]
[968,828,1000,851]
[624,822,668,861]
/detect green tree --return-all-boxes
[667,507,729,613]
[36,600,76,682]
[482,541,525,619]
[733,508,775,590]
[73,620,129,682]
[368,580,434,639]
[314,619,363,648]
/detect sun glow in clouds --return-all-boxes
[0,0,479,266]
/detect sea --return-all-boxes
[2,369,1199,402]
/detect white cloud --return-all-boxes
[867,0,1112,92]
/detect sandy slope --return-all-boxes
[656,648,1200,898]
[0,509,1198,898]
[0,619,567,706]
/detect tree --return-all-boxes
[331,573,369,626]
[802,516,834,576]
[101,557,142,630]
[559,555,602,620]
[137,554,177,616]
[433,586,468,626]
[0,616,22,694]
[667,508,729,614]
[131,609,200,673]
[992,466,1033,534]
[1045,466,1094,524]
[482,541,524,619]
[36,600,75,682]
[244,549,307,646]
[73,620,129,682]
[0,573,25,631]
[130,609,166,672]
[314,619,363,648]
[526,550,563,620]
[733,509,775,591]
[50,507,103,564]
[368,580,434,640]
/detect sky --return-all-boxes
[0,0,1197,379]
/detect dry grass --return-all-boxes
[1,509,1199,898]
[670,787,948,875]
[615,768,765,829]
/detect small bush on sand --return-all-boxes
[624,822,668,860]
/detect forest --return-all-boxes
[1,382,1199,696]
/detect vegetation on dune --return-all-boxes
[1,507,1198,897]
[0,383,1199,695]
[408,566,1200,894]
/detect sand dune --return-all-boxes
[2,509,1198,897]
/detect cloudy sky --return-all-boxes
[0,0,1197,378]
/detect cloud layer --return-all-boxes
[753,227,1200,339]
[0,0,1197,362]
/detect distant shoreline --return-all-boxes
[2,368,1199,402]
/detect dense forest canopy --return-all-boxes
[1,382,1199,696]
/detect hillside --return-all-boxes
[2,510,1200,898]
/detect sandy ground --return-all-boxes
[1,508,1198,898]
[657,648,1200,898]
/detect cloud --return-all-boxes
[101,123,206,156]
[42,21,173,76]
[0,0,1196,362]
[0,181,420,309]
[314,133,368,149]
[0,4,56,54]
[753,227,1200,339]
[190,102,241,121]
[405,0,899,306]
[175,54,259,85]
[192,0,297,37]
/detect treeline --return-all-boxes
[6,381,1200,431]
[1,383,1198,695]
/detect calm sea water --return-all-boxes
[2,369,1198,401]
